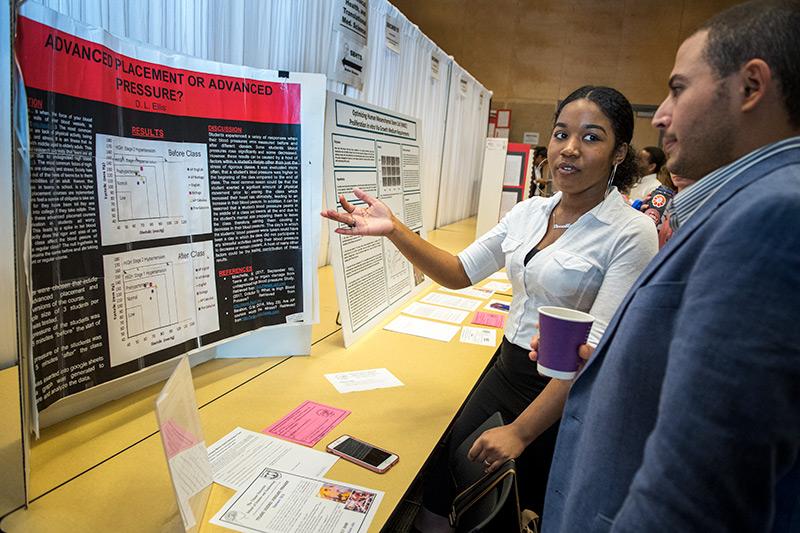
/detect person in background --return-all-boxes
[655,173,697,247]
[655,168,676,191]
[531,146,550,197]
[637,172,677,241]
[539,2,800,531]
[628,145,666,202]
[639,184,674,230]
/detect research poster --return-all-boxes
[17,4,325,413]
[324,92,428,347]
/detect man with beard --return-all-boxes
[540,1,800,531]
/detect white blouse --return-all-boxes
[458,189,658,349]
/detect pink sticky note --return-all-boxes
[161,419,199,458]
[264,400,350,447]
[472,311,506,328]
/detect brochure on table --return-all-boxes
[16,3,325,428]
[324,92,430,347]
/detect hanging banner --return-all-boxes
[324,92,428,347]
[459,76,469,97]
[338,0,369,43]
[385,17,401,54]
[430,54,441,80]
[329,0,369,89]
[16,3,325,414]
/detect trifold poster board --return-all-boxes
[475,138,508,239]
[499,142,532,219]
[475,140,533,239]
[15,3,325,427]
[324,92,429,347]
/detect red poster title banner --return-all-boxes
[16,16,301,124]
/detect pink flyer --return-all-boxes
[161,419,199,458]
[472,311,506,328]
[264,400,351,447]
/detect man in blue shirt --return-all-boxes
[542,1,800,531]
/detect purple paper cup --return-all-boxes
[536,306,594,379]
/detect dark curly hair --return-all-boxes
[554,86,639,193]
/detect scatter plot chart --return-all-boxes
[96,134,212,245]
[103,241,219,366]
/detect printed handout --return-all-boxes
[460,326,498,347]
[439,286,494,300]
[324,368,404,394]
[207,427,338,491]
[482,281,512,293]
[383,314,460,342]
[420,292,482,311]
[211,467,383,533]
[472,311,506,329]
[401,301,469,324]
[264,400,350,447]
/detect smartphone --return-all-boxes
[326,435,399,473]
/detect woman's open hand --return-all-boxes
[320,188,395,236]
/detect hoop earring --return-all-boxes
[605,163,618,197]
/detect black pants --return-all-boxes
[422,338,559,517]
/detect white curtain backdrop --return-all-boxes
[26,0,490,246]
[438,61,492,226]
[352,0,451,232]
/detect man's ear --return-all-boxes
[739,59,771,113]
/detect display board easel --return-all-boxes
[324,92,430,347]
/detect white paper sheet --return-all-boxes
[482,281,512,293]
[207,427,338,491]
[499,190,518,219]
[496,109,511,128]
[211,467,383,533]
[383,314,460,342]
[439,286,495,300]
[420,292,482,311]
[459,326,498,347]
[324,368,404,394]
[401,302,469,324]
[488,271,509,280]
[166,442,212,529]
[503,153,524,186]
